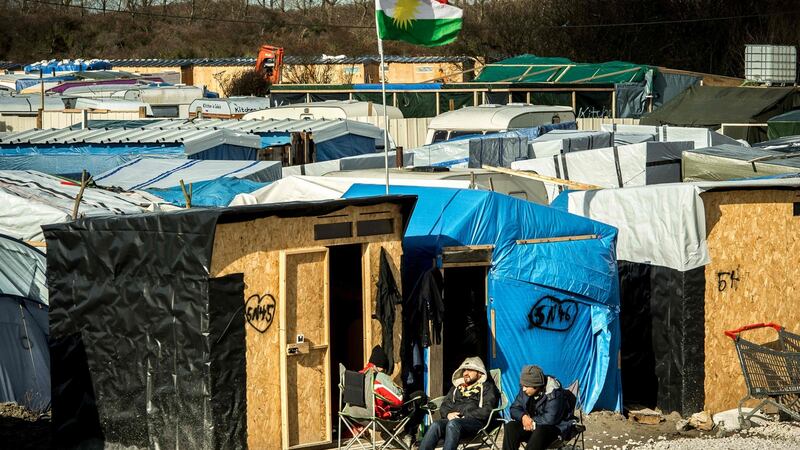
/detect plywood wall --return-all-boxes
[386,62,466,83]
[191,66,251,95]
[209,203,404,449]
[702,189,800,413]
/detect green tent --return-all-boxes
[767,109,800,140]
[475,54,653,84]
[640,86,800,143]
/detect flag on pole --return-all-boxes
[376,0,463,47]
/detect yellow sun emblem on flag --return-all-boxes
[392,0,420,30]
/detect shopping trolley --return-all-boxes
[724,322,800,428]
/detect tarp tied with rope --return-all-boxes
[476,54,654,84]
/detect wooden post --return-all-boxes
[72,170,90,220]
[367,101,373,116]
[302,132,312,163]
[395,146,404,168]
[179,179,192,208]
[36,109,43,130]
[449,99,455,111]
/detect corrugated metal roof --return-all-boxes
[140,118,382,143]
[109,55,470,67]
[0,127,261,155]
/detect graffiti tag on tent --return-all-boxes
[528,296,578,332]
[245,293,276,333]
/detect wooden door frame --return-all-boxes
[279,247,331,449]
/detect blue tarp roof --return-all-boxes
[25,60,112,74]
[146,177,267,207]
[343,185,622,412]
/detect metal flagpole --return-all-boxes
[376,25,390,194]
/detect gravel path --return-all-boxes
[623,422,800,450]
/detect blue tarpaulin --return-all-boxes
[24,60,112,74]
[343,185,622,412]
[316,134,378,161]
[146,178,267,207]
[0,144,185,178]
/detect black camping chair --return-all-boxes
[337,363,417,450]
[426,368,508,450]
[547,380,586,450]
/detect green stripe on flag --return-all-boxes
[376,10,462,47]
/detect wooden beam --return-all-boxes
[24,240,47,248]
[481,164,602,190]
[517,234,599,245]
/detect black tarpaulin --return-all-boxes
[44,195,417,449]
[619,261,705,415]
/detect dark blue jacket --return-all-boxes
[509,376,576,437]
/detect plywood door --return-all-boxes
[279,248,331,449]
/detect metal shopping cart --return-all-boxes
[724,322,800,428]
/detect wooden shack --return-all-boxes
[701,187,800,413]
[44,196,415,450]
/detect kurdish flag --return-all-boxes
[376,0,463,47]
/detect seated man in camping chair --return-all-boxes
[360,345,427,447]
[419,356,500,450]
[502,365,581,450]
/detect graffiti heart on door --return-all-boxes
[245,293,276,333]
[527,296,578,332]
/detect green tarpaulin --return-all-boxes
[641,86,800,143]
[476,54,652,84]
[767,109,800,140]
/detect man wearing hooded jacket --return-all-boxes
[502,365,577,450]
[419,356,499,450]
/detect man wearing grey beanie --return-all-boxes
[502,365,578,450]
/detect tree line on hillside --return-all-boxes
[1,0,799,78]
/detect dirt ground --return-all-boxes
[3,402,797,450]
[0,403,51,449]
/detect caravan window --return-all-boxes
[432,130,449,143]
[449,130,484,140]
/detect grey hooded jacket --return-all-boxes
[439,357,500,423]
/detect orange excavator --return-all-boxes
[255,45,285,84]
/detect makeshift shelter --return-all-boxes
[0,234,50,413]
[147,178,267,207]
[340,185,621,413]
[44,196,415,449]
[0,170,162,241]
[682,144,800,181]
[124,118,386,163]
[511,141,693,202]
[554,179,800,414]
[599,124,743,148]
[0,127,262,177]
[640,86,800,142]
[766,109,800,140]
[281,149,413,177]
[412,122,577,169]
[94,157,282,190]
[230,182,622,412]
[231,170,548,205]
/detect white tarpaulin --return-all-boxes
[599,124,744,148]
[512,141,693,202]
[94,158,282,190]
[555,184,709,271]
[0,170,166,241]
[230,175,467,205]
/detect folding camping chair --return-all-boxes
[426,368,508,450]
[337,363,416,450]
[546,380,586,450]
